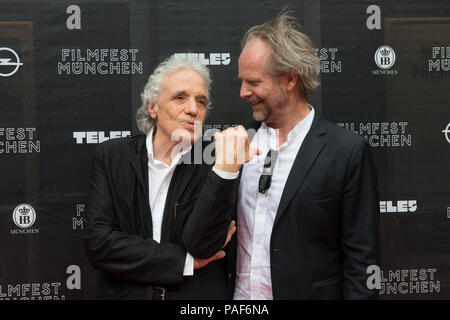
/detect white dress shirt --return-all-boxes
[233,107,315,300]
[146,128,194,276]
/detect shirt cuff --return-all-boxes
[183,252,194,276]
[212,167,239,180]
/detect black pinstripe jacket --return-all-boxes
[83,134,238,299]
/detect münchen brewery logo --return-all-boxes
[375,46,396,70]
[12,204,36,228]
[0,47,23,77]
[443,123,450,144]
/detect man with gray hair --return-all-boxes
[83,54,238,299]
[214,10,380,299]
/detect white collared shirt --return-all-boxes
[146,127,194,276]
[233,107,315,300]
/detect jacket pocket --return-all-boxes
[171,196,199,242]
[312,275,343,299]
[174,196,199,218]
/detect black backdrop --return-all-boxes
[1,0,449,300]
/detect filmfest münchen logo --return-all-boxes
[443,123,450,144]
[0,47,23,77]
[12,204,36,229]
[0,127,41,154]
[429,47,450,71]
[58,48,143,75]
[366,265,440,295]
[0,265,82,300]
[316,48,342,73]
[337,122,411,148]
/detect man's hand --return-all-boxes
[194,250,226,270]
[222,220,236,249]
[194,220,236,269]
[214,126,260,173]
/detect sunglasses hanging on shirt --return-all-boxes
[258,149,279,194]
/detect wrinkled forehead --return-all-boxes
[161,68,208,96]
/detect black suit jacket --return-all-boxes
[229,112,380,299]
[83,134,237,299]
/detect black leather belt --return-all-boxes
[152,286,167,300]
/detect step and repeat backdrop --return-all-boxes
[1,0,449,300]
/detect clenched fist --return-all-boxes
[214,125,260,173]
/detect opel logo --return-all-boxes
[443,123,450,144]
[0,47,23,77]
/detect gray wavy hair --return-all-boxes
[241,9,320,100]
[136,54,212,134]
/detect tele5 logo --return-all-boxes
[380,200,417,213]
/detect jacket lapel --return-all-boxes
[273,114,327,227]
[159,144,199,242]
[129,135,153,238]
[171,147,199,200]
[245,119,262,142]
[129,135,148,191]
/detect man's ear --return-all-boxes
[148,103,158,119]
[284,73,298,92]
